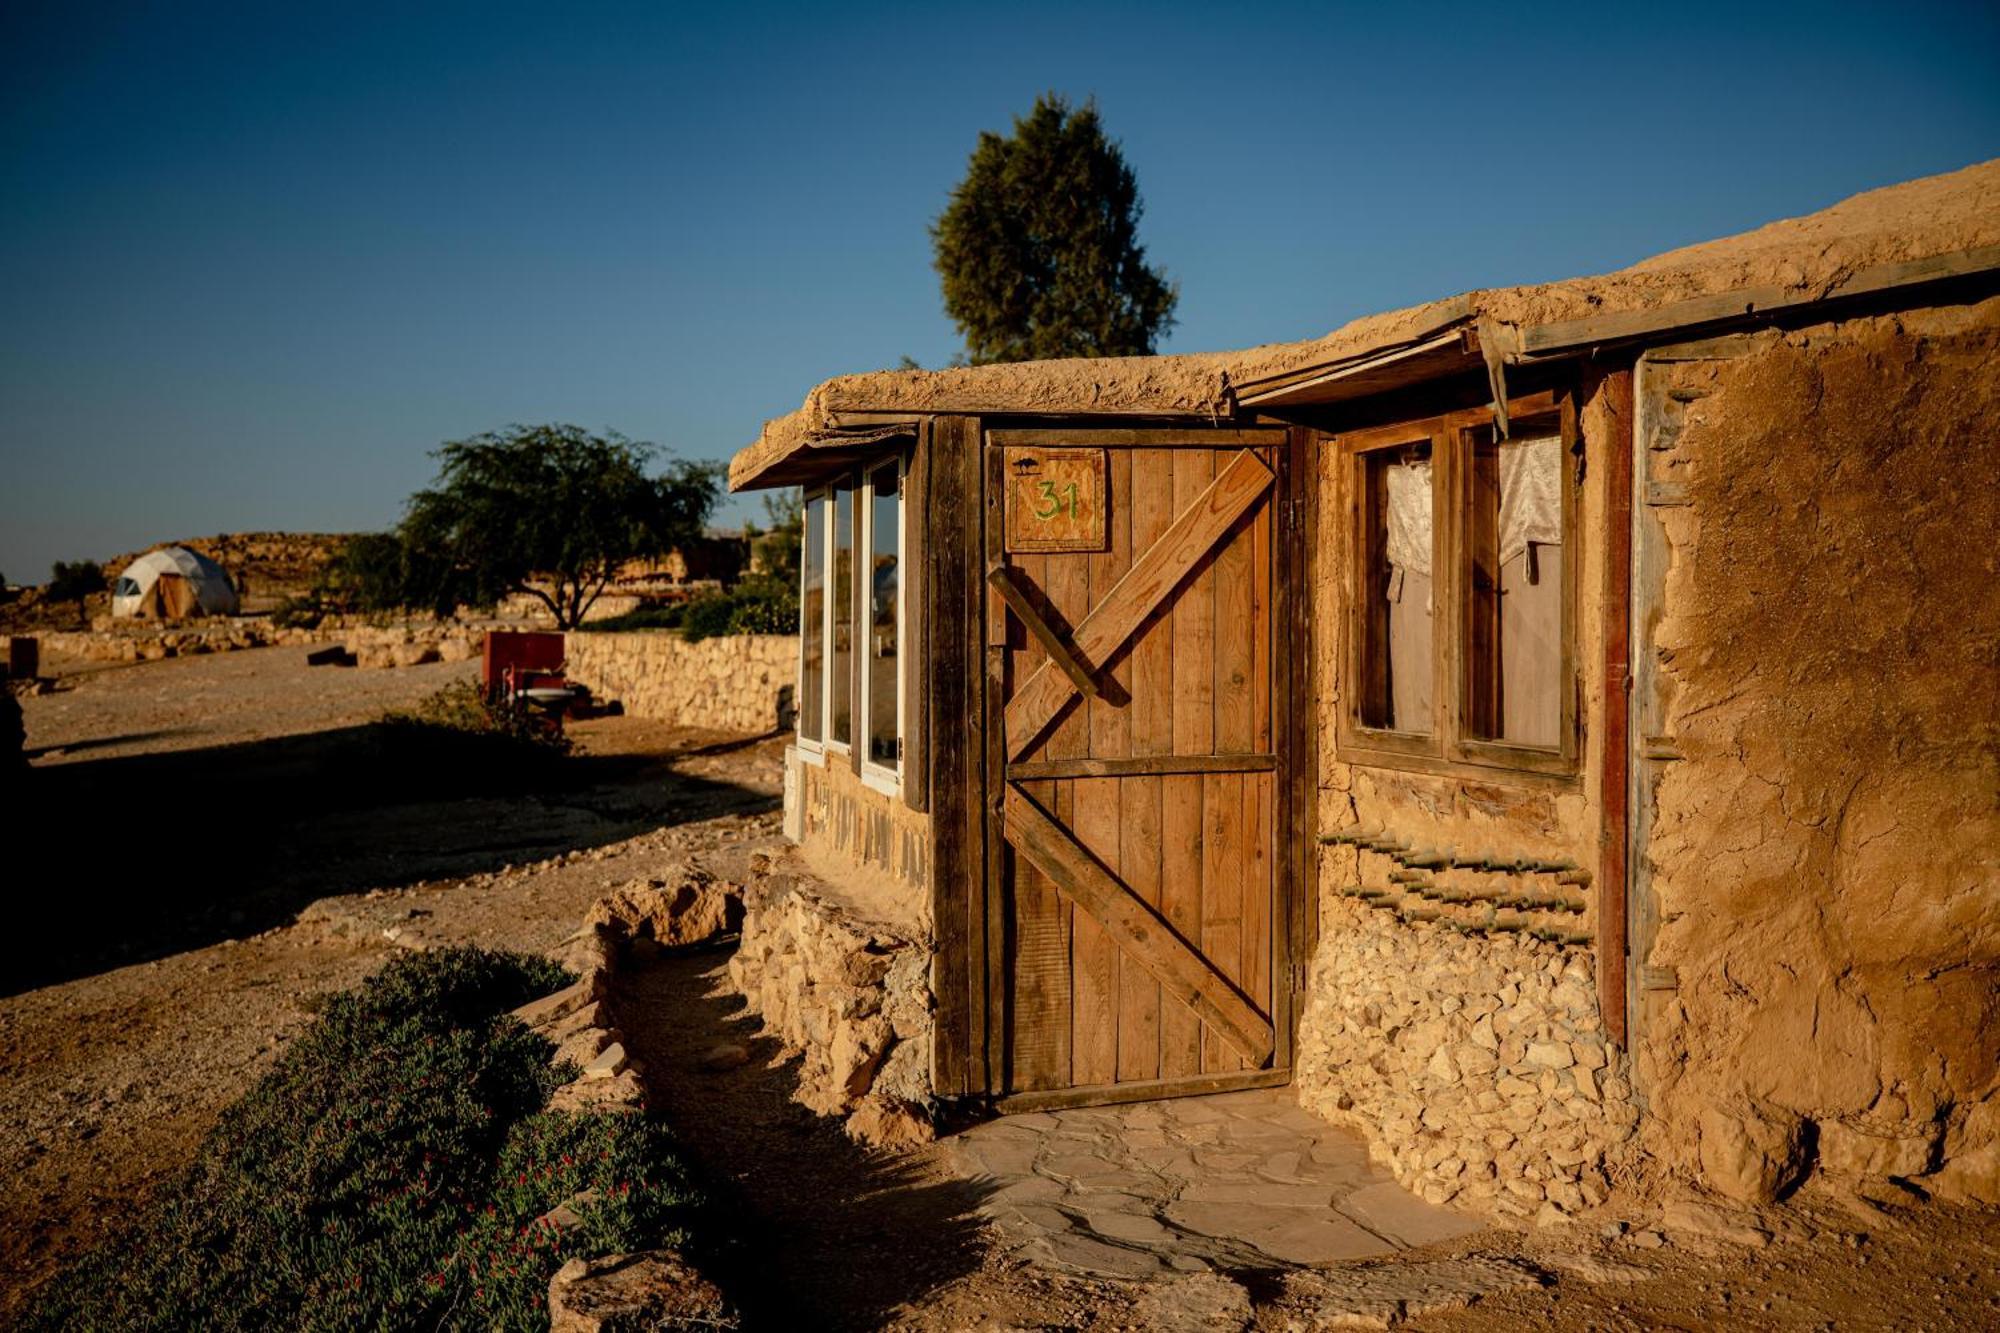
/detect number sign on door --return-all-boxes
[1004,447,1108,553]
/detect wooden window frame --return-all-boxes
[796,486,830,763]
[1335,387,1582,786]
[859,456,906,795]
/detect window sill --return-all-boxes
[795,740,827,766]
[860,764,901,797]
[1334,734,1580,792]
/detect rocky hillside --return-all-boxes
[104,532,354,609]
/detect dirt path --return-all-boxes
[1,646,787,1322]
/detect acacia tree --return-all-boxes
[400,425,720,629]
[930,94,1178,365]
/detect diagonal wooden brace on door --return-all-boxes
[1002,784,1275,1066]
[987,566,1102,700]
[1003,448,1274,760]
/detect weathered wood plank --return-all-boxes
[1244,769,1272,1033]
[1201,772,1246,1072]
[1087,446,1133,759]
[1159,772,1205,1078]
[988,428,1289,449]
[995,1066,1289,1113]
[1003,785,1274,1067]
[1010,777,1070,1091]
[1070,775,1121,1086]
[1004,450,1274,760]
[1005,753,1276,780]
[1117,773,1164,1082]
[925,417,976,1096]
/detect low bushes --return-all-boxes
[28,949,705,1332]
[369,679,573,793]
[582,575,797,640]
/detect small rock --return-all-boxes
[583,1042,629,1081]
[547,1250,735,1332]
[1130,1272,1253,1332]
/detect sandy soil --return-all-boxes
[5,645,1998,1330]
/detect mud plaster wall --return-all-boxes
[786,745,931,900]
[1296,373,1640,1219]
[1636,298,2000,1203]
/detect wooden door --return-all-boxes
[986,429,1294,1106]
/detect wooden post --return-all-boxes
[1595,366,1635,1050]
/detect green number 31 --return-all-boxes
[1033,479,1081,520]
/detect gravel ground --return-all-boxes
[22,643,476,764]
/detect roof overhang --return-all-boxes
[728,422,918,492]
[1231,310,1482,410]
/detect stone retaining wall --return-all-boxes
[726,867,934,1147]
[1296,896,1639,1226]
[564,632,795,733]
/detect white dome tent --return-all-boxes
[111,546,239,619]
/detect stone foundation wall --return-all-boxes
[1296,895,1639,1226]
[36,616,493,665]
[563,631,795,733]
[726,867,935,1146]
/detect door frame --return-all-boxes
[963,420,1315,1109]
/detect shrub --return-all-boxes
[581,603,688,633]
[28,949,704,1333]
[47,559,107,604]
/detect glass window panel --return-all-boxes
[1466,421,1563,748]
[830,482,855,746]
[1358,442,1434,733]
[867,465,900,770]
[799,493,826,743]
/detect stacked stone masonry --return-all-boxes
[1296,895,1638,1227]
[726,866,935,1147]
[564,631,795,734]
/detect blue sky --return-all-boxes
[3,1,1996,580]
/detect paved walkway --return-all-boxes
[948,1088,1485,1280]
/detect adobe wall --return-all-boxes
[1634,297,2000,1205]
[561,631,796,733]
[1296,373,1639,1223]
[785,746,931,896]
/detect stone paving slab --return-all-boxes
[949,1087,1484,1280]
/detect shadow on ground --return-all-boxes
[7,724,779,996]
[619,949,992,1331]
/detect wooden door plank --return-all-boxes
[1244,769,1273,1029]
[1172,451,1217,759]
[1044,548,1092,759]
[1117,773,1164,1082]
[1159,773,1205,1077]
[1088,445,1133,759]
[1003,784,1274,1067]
[1122,447,1174,1085]
[1009,777,1070,1091]
[1163,449,1215,1080]
[1201,772,1246,1072]
[1252,475,1273,754]
[1129,449,1175,762]
[1070,775,1121,1086]
[1004,449,1274,760]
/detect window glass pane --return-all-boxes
[1358,442,1433,733]
[1466,421,1563,748]
[867,465,900,770]
[799,493,826,743]
[830,482,855,746]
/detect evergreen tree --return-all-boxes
[931,94,1177,365]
